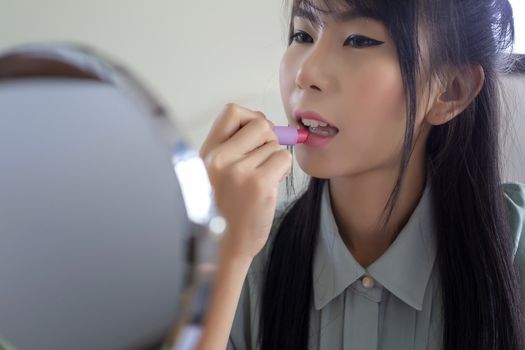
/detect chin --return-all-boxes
[296,157,338,180]
[295,151,376,180]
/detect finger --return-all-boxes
[233,140,282,170]
[200,104,268,158]
[218,116,278,159]
[203,118,277,172]
[255,149,293,185]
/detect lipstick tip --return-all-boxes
[297,129,309,143]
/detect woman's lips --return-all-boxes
[291,109,339,147]
[304,129,338,147]
[293,109,338,129]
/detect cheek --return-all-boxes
[348,61,406,147]
[342,62,407,165]
[352,63,405,120]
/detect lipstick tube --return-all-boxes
[273,126,309,145]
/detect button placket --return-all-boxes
[361,275,375,289]
[350,276,383,303]
[343,284,380,350]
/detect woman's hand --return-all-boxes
[199,103,292,261]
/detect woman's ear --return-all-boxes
[426,64,485,125]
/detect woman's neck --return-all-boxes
[328,132,429,268]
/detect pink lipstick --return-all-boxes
[293,109,339,147]
[273,126,309,145]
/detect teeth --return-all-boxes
[301,118,328,128]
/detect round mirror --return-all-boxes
[0,44,220,350]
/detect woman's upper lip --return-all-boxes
[293,109,335,127]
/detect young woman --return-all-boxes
[198,0,525,349]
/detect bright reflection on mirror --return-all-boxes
[172,142,216,226]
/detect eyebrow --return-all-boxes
[292,6,366,26]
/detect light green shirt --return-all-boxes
[0,337,15,350]
[227,181,525,350]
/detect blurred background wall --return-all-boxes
[0,0,523,183]
[0,0,291,145]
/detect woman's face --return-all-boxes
[279,1,430,179]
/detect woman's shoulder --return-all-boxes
[502,182,525,201]
[501,182,525,260]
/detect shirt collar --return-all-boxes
[313,180,437,311]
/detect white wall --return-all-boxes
[501,74,525,183]
[0,0,290,148]
[509,0,525,54]
[1,1,523,183]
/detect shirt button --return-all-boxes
[361,275,375,289]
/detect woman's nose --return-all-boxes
[295,45,333,93]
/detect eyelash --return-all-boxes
[289,30,384,48]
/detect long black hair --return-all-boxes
[261,0,524,349]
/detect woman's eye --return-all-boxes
[290,30,313,44]
[345,35,384,48]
